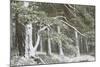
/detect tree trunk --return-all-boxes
[85,38,88,53]
[47,28,52,56]
[75,31,80,56]
[15,13,25,56]
[25,23,34,58]
[57,26,64,56]
[24,25,50,57]
[40,36,43,52]
[39,26,43,52]
[32,33,41,53]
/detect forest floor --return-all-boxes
[10,52,95,67]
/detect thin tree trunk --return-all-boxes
[57,26,64,56]
[47,28,52,56]
[75,31,80,56]
[39,25,43,52]
[15,13,19,56]
[85,38,88,53]
[40,37,43,52]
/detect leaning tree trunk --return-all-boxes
[75,31,80,56]
[57,26,64,56]
[24,24,51,57]
[32,33,41,54]
[25,23,42,58]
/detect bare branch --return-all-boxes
[64,4,76,17]
[55,16,87,37]
[38,23,53,33]
[67,4,79,13]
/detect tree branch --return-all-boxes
[38,23,53,33]
[64,4,76,17]
[55,16,87,37]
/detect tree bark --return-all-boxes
[57,26,64,56]
[25,23,34,58]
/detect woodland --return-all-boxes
[10,1,95,66]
